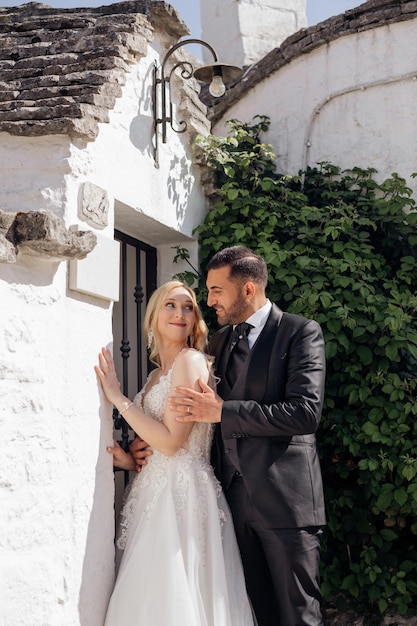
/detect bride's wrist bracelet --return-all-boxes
[119,402,135,416]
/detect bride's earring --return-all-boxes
[147,327,154,349]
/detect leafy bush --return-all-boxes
[188,116,417,619]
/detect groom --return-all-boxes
[134,246,326,626]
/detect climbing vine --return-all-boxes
[176,116,417,621]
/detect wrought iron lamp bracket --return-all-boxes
[152,38,240,165]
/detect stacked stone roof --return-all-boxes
[3,1,415,138]
[0,1,188,140]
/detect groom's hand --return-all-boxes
[130,437,153,472]
[170,378,223,423]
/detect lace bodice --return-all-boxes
[116,350,222,551]
[136,355,214,462]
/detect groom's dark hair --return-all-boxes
[207,246,268,287]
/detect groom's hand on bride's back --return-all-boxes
[130,437,153,472]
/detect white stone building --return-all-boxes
[0,3,210,625]
[210,0,417,196]
[1,1,416,625]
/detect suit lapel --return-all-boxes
[209,326,234,398]
[209,305,284,400]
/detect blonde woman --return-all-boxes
[96,281,255,626]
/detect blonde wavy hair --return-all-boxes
[144,280,208,367]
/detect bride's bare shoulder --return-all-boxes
[173,349,210,381]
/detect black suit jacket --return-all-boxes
[209,304,326,529]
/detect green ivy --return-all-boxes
[185,116,417,620]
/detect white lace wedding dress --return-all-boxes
[104,352,255,626]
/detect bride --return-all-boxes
[95,280,255,626]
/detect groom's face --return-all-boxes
[206,267,250,326]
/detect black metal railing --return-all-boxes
[113,230,157,485]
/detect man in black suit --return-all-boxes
[172,246,326,626]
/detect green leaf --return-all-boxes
[408,343,417,360]
[397,580,407,594]
[376,485,395,510]
[362,422,379,436]
[325,341,338,358]
[343,249,356,261]
[380,528,398,541]
[337,333,350,351]
[356,345,373,365]
[385,343,399,360]
[402,466,416,480]
[394,487,408,506]
[327,319,342,333]
[296,256,310,269]
[226,188,239,200]
[320,293,332,308]
[368,459,379,471]
[368,584,381,602]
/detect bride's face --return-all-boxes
[157,286,196,344]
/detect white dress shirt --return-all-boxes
[238,299,272,349]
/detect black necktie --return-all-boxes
[226,322,253,387]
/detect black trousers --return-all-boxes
[225,476,324,626]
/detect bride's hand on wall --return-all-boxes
[94,347,124,406]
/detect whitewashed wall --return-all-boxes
[0,37,207,626]
[78,45,207,242]
[213,16,417,195]
[0,256,115,626]
[201,0,307,67]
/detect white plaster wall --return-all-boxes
[72,42,208,243]
[201,0,307,67]
[0,257,115,626]
[0,134,73,217]
[213,18,417,195]
[0,33,208,626]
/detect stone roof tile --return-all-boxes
[0,1,188,140]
